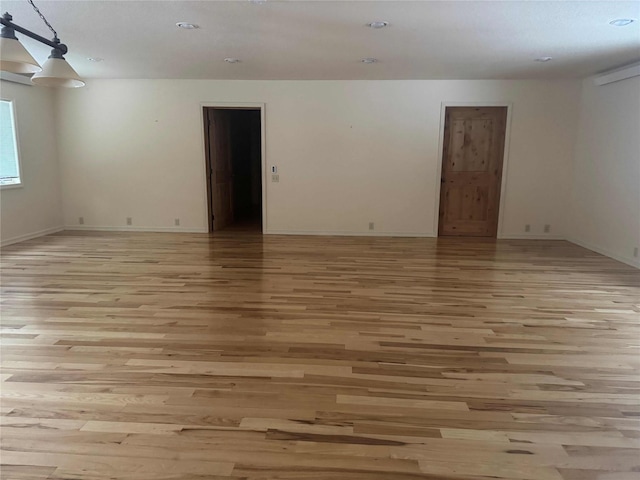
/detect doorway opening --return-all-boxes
[203,107,263,233]
[437,106,508,237]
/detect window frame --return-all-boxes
[0,98,23,189]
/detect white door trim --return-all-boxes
[199,102,267,234]
[432,101,514,238]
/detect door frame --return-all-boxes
[433,101,513,238]
[200,102,267,233]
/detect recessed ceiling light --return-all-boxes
[361,58,378,64]
[224,58,241,64]
[535,57,553,62]
[176,22,199,29]
[367,21,390,29]
[249,0,267,4]
[87,57,103,62]
[609,18,635,27]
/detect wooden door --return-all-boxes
[438,107,507,237]
[205,109,234,231]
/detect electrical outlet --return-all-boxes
[78,216,84,225]
[271,174,279,183]
[126,217,132,226]
[369,222,374,231]
[634,247,638,258]
[524,224,530,232]
[544,224,551,233]
[174,218,180,226]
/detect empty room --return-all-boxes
[0,1,639,479]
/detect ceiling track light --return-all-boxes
[0,2,84,87]
[361,57,378,64]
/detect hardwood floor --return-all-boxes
[1,231,639,480]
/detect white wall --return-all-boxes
[0,80,63,246]
[55,80,580,237]
[569,76,640,268]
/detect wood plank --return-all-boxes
[1,231,639,480]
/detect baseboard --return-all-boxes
[1,226,64,247]
[266,230,436,238]
[498,233,565,240]
[567,237,640,269]
[63,225,208,234]
[267,230,567,240]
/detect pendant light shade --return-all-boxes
[1,9,84,88]
[0,34,42,74]
[31,48,85,88]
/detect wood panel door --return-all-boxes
[438,107,508,237]
[206,109,234,231]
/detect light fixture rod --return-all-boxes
[1,12,67,55]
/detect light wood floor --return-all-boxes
[1,231,639,480]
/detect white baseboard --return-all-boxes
[567,237,640,269]
[63,225,209,234]
[1,226,65,247]
[265,230,436,238]
[498,233,565,240]
[266,230,568,240]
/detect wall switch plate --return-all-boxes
[271,166,277,174]
[369,222,374,231]
[544,224,551,233]
[271,174,279,183]
[78,216,84,225]
[126,217,132,225]
[174,218,180,226]
[524,224,530,232]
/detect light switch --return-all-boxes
[271,166,277,174]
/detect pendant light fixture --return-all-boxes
[0,13,41,74]
[0,0,84,87]
[31,37,84,87]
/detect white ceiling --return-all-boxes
[2,0,639,80]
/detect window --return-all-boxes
[0,100,21,187]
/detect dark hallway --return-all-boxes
[204,108,262,232]
[229,110,262,230]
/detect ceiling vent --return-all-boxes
[593,61,640,86]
